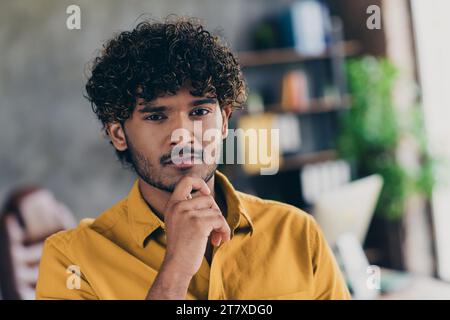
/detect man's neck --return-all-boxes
[137,173,227,222]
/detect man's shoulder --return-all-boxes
[43,218,95,255]
[44,197,128,253]
[235,190,326,258]
[89,197,129,234]
[236,191,316,229]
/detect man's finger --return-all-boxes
[205,215,231,245]
[185,208,221,219]
[210,231,222,247]
[176,196,217,212]
[170,176,210,202]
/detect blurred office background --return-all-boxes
[1,0,450,299]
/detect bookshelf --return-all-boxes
[223,8,360,209]
[238,41,360,67]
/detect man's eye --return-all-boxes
[145,114,165,121]
[191,108,211,116]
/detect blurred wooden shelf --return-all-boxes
[238,40,361,67]
[280,149,337,172]
[242,149,338,176]
[266,95,351,115]
[243,149,337,176]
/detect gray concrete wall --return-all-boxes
[0,0,293,220]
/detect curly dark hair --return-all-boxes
[85,16,247,166]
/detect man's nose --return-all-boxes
[169,113,197,147]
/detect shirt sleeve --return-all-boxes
[35,237,98,300]
[309,217,352,300]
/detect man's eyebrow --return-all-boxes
[190,98,218,107]
[137,98,217,113]
[137,105,168,113]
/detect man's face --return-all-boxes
[109,87,231,192]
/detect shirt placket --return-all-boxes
[207,243,225,299]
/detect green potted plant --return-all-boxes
[337,56,437,269]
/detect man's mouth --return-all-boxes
[163,154,202,168]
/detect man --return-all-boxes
[36,17,351,300]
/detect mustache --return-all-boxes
[160,148,203,164]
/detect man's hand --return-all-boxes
[146,175,231,300]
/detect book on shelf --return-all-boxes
[281,70,311,112]
[237,113,303,175]
[279,0,330,55]
[275,114,302,154]
[300,159,351,204]
[237,113,282,176]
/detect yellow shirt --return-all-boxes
[36,170,351,300]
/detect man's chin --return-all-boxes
[164,163,205,176]
[163,164,216,182]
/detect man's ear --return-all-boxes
[221,106,233,139]
[106,122,128,151]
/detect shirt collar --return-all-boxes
[127,170,254,248]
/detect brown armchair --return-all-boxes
[0,186,75,299]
